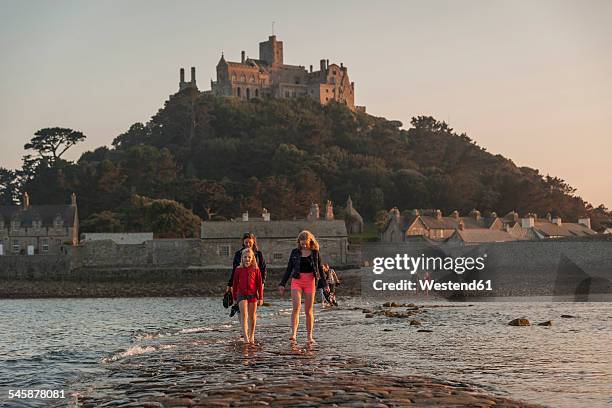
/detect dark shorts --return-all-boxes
[236,294,258,303]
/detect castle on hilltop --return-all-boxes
[178,35,364,112]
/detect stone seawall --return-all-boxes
[359,238,612,299]
[1,237,610,299]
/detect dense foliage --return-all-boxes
[2,89,610,232]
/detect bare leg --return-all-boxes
[304,291,316,343]
[290,289,302,341]
[239,300,248,341]
[248,302,257,343]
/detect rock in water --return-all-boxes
[538,320,553,326]
[560,314,576,318]
[508,318,530,326]
[409,320,422,326]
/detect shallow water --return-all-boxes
[0,297,610,407]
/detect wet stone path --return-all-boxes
[68,304,542,407]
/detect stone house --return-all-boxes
[344,196,364,234]
[200,209,350,267]
[0,193,79,255]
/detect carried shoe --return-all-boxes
[229,304,240,317]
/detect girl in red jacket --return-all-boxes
[232,248,264,343]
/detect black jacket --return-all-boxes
[279,248,327,289]
[228,249,267,286]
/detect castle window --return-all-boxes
[273,252,283,260]
[41,238,49,252]
[232,73,237,82]
[285,91,290,98]
[11,219,20,230]
[250,75,255,83]
[255,89,259,97]
[246,88,251,99]
[237,87,241,97]
[240,74,246,82]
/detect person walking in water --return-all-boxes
[232,248,264,344]
[227,232,267,317]
[278,230,328,344]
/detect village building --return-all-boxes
[381,208,502,242]
[200,206,350,267]
[520,213,597,239]
[0,193,79,255]
[179,35,365,112]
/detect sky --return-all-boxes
[1,0,611,207]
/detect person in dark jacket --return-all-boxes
[226,232,267,317]
[278,230,328,344]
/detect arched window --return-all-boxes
[250,75,255,83]
[11,218,20,230]
[236,87,241,97]
[231,73,237,82]
[240,74,246,83]
[246,88,251,99]
[255,89,259,98]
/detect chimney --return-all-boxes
[451,210,459,220]
[325,200,334,220]
[190,67,196,83]
[23,192,30,209]
[242,211,249,222]
[326,59,329,69]
[470,209,481,220]
[262,208,270,222]
[309,65,313,73]
[546,212,552,221]
[71,192,77,207]
[578,217,591,229]
[458,220,465,231]
[180,68,185,83]
[320,59,326,71]
[241,51,245,63]
[307,203,320,221]
[435,209,442,220]
[521,215,535,228]
[340,62,343,68]
[552,216,562,226]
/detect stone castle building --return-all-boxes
[179,35,364,111]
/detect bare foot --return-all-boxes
[307,337,316,344]
[289,336,296,342]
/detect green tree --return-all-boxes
[24,127,86,163]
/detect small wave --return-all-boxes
[178,327,213,334]
[101,344,176,363]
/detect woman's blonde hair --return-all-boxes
[296,230,319,251]
[240,247,258,268]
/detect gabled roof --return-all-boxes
[201,220,347,240]
[533,220,597,238]
[0,205,76,227]
[451,229,519,243]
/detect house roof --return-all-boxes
[0,205,76,227]
[533,220,597,238]
[414,215,499,231]
[452,229,519,243]
[201,219,347,240]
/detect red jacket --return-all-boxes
[232,265,263,302]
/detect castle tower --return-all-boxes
[179,67,198,91]
[259,35,283,66]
